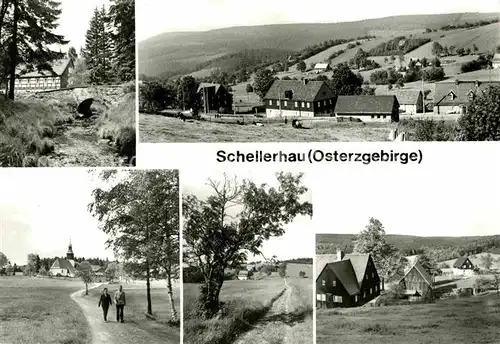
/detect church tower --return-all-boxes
[66,239,75,260]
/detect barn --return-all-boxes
[399,256,434,299]
[453,257,475,276]
[316,251,382,308]
[334,95,400,122]
[390,90,423,114]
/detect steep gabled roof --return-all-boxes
[434,80,500,106]
[325,260,360,296]
[316,254,338,280]
[15,58,73,78]
[453,257,473,269]
[344,254,370,285]
[401,259,433,287]
[264,80,330,102]
[197,83,222,93]
[50,258,76,274]
[335,95,397,114]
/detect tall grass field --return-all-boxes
[0,276,91,344]
[316,292,500,344]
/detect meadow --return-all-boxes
[184,277,313,344]
[316,292,500,344]
[88,281,180,340]
[0,276,91,344]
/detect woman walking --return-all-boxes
[98,288,112,322]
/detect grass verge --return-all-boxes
[0,276,90,344]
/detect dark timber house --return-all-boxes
[316,251,382,308]
[453,256,475,276]
[334,95,400,122]
[197,83,233,114]
[264,79,336,118]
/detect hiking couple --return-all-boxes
[98,285,126,323]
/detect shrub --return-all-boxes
[405,119,458,141]
[458,85,500,140]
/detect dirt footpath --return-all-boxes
[236,278,313,344]
[71,286,175,344]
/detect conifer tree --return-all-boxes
[109,0,135,82]
[83,6,113,85]
[3,0,68,99]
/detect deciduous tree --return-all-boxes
[76,261,94,295]
[183,172,312,318]
[253,69,276,100]
[481,253,494,270]
[296,60,306,72]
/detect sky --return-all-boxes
[0,169,115,265]
[182,168,314,262]
[314,158,500,238]
[137,0,500,41]
[54,0,111,53]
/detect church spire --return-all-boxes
[66,238,74,260]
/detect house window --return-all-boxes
[322,280,326,286]
[448,92,455,100]
[365,275,368,280]
[294,101,298,107]
[329,99,332,104]
[317,293,326,301]
[306,102,310,108]
[301,102,305,107]
[334,296,343,303]
[269,100,272,105]
[468,92,474,100]
[372,272,374,278]
[355,295,358,302]
[317,101,321,107]
[324,100,327,106]
[332,280,336,287]
[369,288,372,294]
[364,291,367,298]
[284,100,288,106]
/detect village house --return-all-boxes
[334,95,400,122]
[492,53,500,69]
[399,256,434,300]
[316,251,382,308]
[389,89,424,114]
[433,78,500,115]
[313,63,331,74]
[238,270,250,280]
[452,256,475,276]
[197,83,233,114]
[50,240,77,277]
[264,79,336,118]
[6,58,74,93]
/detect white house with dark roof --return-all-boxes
[264,79,336,118]
[313,63,330,73]
[492,53,500,69]
[453,257,475,276]
[384,89,423,114]
[334,95,400,122]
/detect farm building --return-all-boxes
[388,90,423,114]
[433,79,500,115]
[453,257,475,276]
[6,58,74,93]
[238,270,250,280]
[334,95,399,122]
[197,83,233,114]
[316,251,382,308]
[50,240,77,277]
[492,53,500,69]
[313,63,331,73]
[264,79,336,118]
[399,256,434,299]
[286,263,313,278]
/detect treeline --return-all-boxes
[317,234,500,262]
[370,57,444,85]
[368,36,431,56]
[460,54,494,73]
[283,258,313,264]
[439,18,499,31]
[297,35,375,61]
[79,0,135,85]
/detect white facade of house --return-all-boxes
[335,114,392,123]
[400,104,418,114]
[266,108,314,118]
[453,268,475,276]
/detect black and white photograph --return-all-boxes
[138,0,499,143]
[314,161,500,344]
[0,0,136,167]
[182,169,313,344]
[0,168,180,344]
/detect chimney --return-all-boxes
[455,79,460,85]
[475,80,480,87]
[337,250,344,261]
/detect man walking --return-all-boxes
[114,285,126,323]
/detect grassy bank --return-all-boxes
[0,276,91,344]
[316,292,500,344]
[96,84,136,163]
[88,281,180,340]
[0,97,74,166]
[184,279,286,344]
